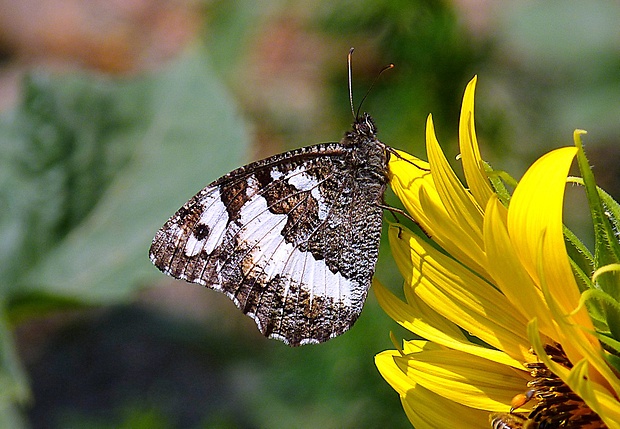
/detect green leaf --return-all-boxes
[574,131,620,297]
[564,225,597,318]
[594,329,620,372]
[603,296,620,345]
[582,289,620,344]
[485,165,514,207]
[14,48,249,306]
[597,185,620,279]
[0,313,29,429]
[0,47,250,424]
[564,225,595,278]
[0,74,145,292]
[603,349,620,374]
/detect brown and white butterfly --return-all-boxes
[149,49,393,346]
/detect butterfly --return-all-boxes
[149,49,394,346]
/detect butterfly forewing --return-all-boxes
[150,114,388,346]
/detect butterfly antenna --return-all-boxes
[348,47,356,120]
[355,62,394,119]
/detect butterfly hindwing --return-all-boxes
[150,114,388,346]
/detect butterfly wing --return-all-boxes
[149,141,386,346]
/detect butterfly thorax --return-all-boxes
[342,113,390,186]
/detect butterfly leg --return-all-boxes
[386,147,429,171]
[378,203,432,238]
[377,203,414,223]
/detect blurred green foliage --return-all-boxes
[1,1,619,428]
[0,49,249,427]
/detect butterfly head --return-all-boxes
[353,113,377,137]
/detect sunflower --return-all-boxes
[374,77,620,428]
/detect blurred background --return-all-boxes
[1,1,619,428]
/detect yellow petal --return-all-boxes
[509,147,599,363]
[393,348,528,411]
[459,76,495,208]
[528,319,620,428]
[401,389,489,429]
[373,277,467,341]
[389,150,490,279]
[484,195,557,342]
[376,349,417,396]
[426,115,485,247]
[372,360,492,429]
[373,278,523,368]
[418,188,490,279]
[595,387,620,428]
[538,272,620,397]
[402,339,444,355]
[507,147,581,318]
[389,225,532,362]
[388,150,438,236]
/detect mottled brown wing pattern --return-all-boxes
[150,114,389,346]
